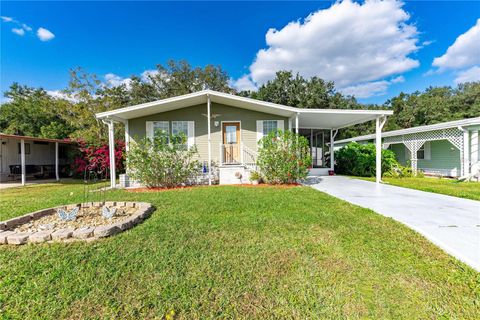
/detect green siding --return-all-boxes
[417,140,460,173]
[128,103,288,163]
[390,143,407,166]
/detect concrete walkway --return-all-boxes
[304,176,480,271]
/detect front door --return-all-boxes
[222,122,240,164]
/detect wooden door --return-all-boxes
[222,122,240,163]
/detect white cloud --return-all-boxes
[390,75,405,83]
[47,90,77,102]
[141,69,159,83]
[11,28,25,36]
[237,0,419,98]
[1,16,13,22]
[231,75,258,91]
[104,73,132,88]
[36,27,55,41]
[22,23,32,32]
[454,66,480,84]
[433,19,480,70]
[340,80,390,98]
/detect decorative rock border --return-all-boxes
[0,202,154,245]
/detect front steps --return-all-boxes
[219,165,252,185]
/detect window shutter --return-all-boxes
[277,120,284,131]
[187,121,195,148]
[256,120,263,142]
[424,141,431,160]
[146,121,154,140]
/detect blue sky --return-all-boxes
[1,1,479,104]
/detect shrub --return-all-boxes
[72,139,125,178]
[384,163,425,178]
[127,133,200,188]
[335,142,397,177]
[257,130,312,184]
[249,170,261,182]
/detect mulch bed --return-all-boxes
[126,183,300,193]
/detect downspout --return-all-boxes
[330,129,338,171]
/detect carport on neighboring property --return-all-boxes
[305,175,480,271]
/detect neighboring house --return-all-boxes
[0,134,74,185]
[335,117,480,179]
[95,90,392,186]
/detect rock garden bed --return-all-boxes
[0,202,154,245]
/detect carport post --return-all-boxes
[375,116,387,183]
[207,94,212,185]
[20,139,26,186]
[55,142,59,181]
[107,120,116,188]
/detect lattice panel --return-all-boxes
[383,128,463,150]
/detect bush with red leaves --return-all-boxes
[72,139,125,178]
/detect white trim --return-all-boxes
[187,121,195,149]
[96,90,392,122]
[207,94,212,185]
[146,121,154,140]
[55,142,59,181]
[256,120,263,142]
[20,139,25,186]
[125,120,130,152]
[336,117,480,144]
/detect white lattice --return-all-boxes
[382,128,464,175]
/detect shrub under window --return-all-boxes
[257,130,312,184]
[127,133,200,188]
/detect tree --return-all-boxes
[248,71,360,109]
[0,83,74,139]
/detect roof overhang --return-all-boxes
[96,90,392,129]
[335,116,480,144]
[0,134,74,144]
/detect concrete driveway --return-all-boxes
[304,176,480,271]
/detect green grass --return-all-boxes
[357,176,480,201]
[0,181,479,319]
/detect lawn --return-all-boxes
[358,176,480,201]
[0,181,479,319]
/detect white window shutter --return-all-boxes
[424,141,431,160]
[277,120,284,131]
[256,120,264,142]
[146,121,154,140]
[187,121,195,148]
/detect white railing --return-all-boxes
[219,143,257,170]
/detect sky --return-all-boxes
[1,1,479,104]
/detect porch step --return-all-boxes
[219,165,252,185]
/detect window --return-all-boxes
[17,143,31,154]
[417,144,425,160]
[172,121,189,147]
[153,121,170,143]
[262,120,278,136]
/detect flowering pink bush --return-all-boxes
[72,139,125,178]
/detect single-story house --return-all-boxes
[95,90,392,187]
[0,134,74,185]
[334,117,480,179]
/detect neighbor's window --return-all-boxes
[17,142,31,154]
[153,121,170,143]
[171,121,189,147]
[263,120,278,136]
[417,144,425,160]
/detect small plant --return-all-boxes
[249,170,261,181]
[127,133,200,188]
[257,130,312,184]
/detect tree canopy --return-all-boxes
[1,60,479,144]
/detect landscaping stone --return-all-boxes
[73,227,94,239]
[7,233,31,245]
[29,230,53,243]
[94,225,120,238]
[0,202,153,245]
[51,228,74,240]
[0,231,16,244]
